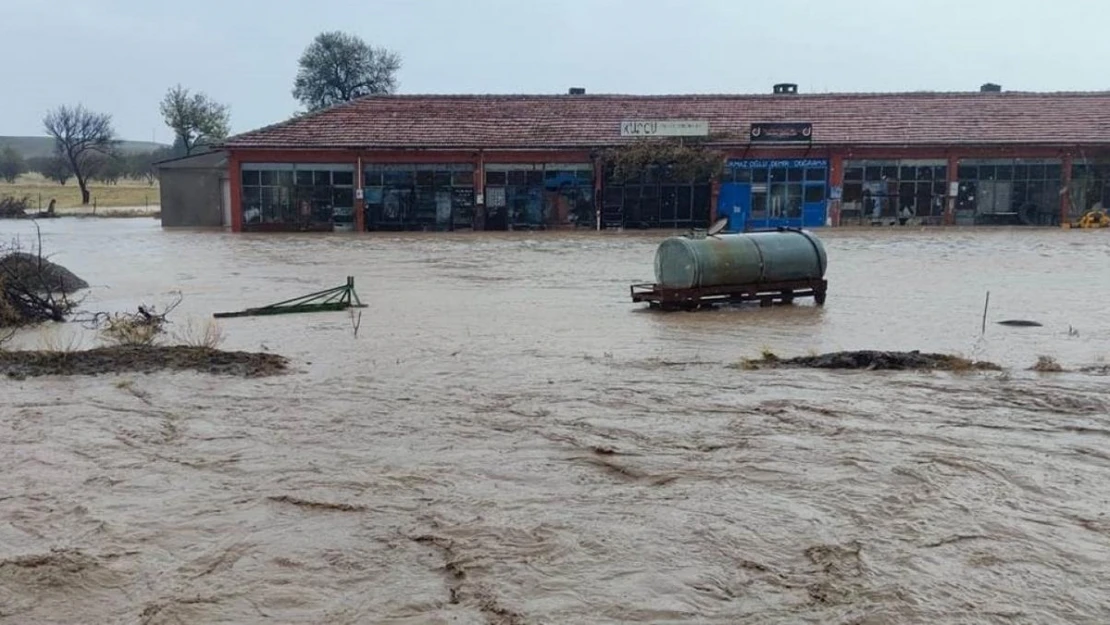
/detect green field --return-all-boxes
[1,173,160,212]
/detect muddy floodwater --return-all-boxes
[3,219,1110,624]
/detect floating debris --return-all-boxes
[997,319,1043,327]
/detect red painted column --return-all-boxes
[1061,152,1073,227]
[828,152,844,227]
[354,156,366,232]
[474,153,485,231]
[228,152,242,232]
[709,179,720,225]
[945,153,960,226]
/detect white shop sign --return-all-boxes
[620,120,709,137]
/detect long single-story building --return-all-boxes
[164,83,1110,232]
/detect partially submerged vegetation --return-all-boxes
[737,349,1001,371]
[1,345,287,379]
[1,232,285,378]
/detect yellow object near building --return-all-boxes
[1077,210,1110,229]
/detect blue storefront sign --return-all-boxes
[718,158,829,232]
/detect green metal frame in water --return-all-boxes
[213,277,367,318]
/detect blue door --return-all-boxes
[718,182,751,232]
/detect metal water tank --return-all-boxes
[653,229,828,289]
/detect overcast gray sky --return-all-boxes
[3,0,1105,142]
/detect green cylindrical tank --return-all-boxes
[653,229,827,289]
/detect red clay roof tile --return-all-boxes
[223,92,1110,150]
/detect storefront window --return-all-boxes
[240,163,355,231]
[485,164,594,230]
[957,158,1061,225]
[363,164,474,231]
[722,159,828,228]
[605,165,711,229]
[1070,161,1110,219]
[842,160,946,225]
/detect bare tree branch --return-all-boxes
[42,104,119,205]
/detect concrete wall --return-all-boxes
[159,169,225,228]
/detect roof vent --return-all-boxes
[773,83,799,95]
[980,83,1002,93]
[568,87,586,95]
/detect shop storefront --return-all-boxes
[718,159,828,231]
[483,163,595,230]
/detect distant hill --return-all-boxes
[0,136,168,159]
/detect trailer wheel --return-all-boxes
[780,289,794,304]
[814,290,827,306]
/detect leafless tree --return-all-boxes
[42,105,119,205]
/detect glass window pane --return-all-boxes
[865,167,882,181]
[995,165,1012,181]
[805,168,826,182]
[842,183,862,202]
[771,167,788,183]
[296,170,313,186]
[844,166,863,181]
[314,171,330,186]
[453,171,474,186]
[333,187,354,207]
[916,166,933,180]
[1028,163,1046,179]
[804,184,825,203]
[734,168,753,182]
[1013,164,1029,179]
[384,170,414,185]
[935,166,947,181]
[433,171,452,187]
[276,171,293,187]
[485,171,507,185]
[241,170,260,186]
[507,170,527,186]
[900,166,917,181]
[787,168,804,182]
[1045,164,1061,179]
[416,171,435,186]
[751,191,767,218]
[958,165,977,179]
[332,171,353,186]
[364,171,382,186]
[526,170,544,185]
[979,166,996,181]
[575,170,593,183]
[881,166,898,179]
[752,168,769,183]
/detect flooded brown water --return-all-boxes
[2,219,1110,624]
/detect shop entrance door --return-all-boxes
[718,182,752,232]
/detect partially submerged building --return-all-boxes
[162,83,1110,232]
[156,150,230,228]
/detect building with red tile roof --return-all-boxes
[182,84,1110,232]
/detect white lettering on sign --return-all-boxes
[620,120,709,137]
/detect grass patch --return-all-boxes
[0,345,287,379]
[1030,355,1064,373]
[1,173,158,210]
[737,349,1000,372]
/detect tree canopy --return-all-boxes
[0,147,25,184]
[160,85,230,156]
[292,31,401,112]
[42,104,118,204]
